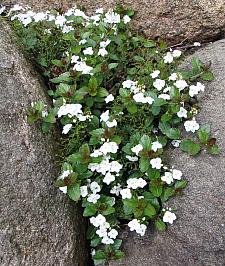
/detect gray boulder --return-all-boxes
[2,0,225,44]
[0,20,87,266]
[109,40,225,265]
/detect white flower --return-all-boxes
[163,52,173,64]
[136,224,147,236]
[102,237,114,244]
[0,6,6,15]
[127,178,147,189]
[99,142,119,154]
[189,82,205,97]
[87,193,100,204]
[62,25,74,33]
[55,15,66,27]
[103,172,115,185]
[58,104,83,118]
[150,70,160,79]
[105,94,114,103]
[133,92,145,103]
[152,141,162,152]
[128,219,147,236]
[153,79,166,91]
[128,219,140,231]
[96,227,108,238]
[98,48,108,57]
[100,110,110,122]
[90,214,106,227]
[120,188,132,199]
[175,80,188,91]
[194,42,201,47]
[110,184,121,196]
[171,140,181,148]
[96,8,104,14]
[71,55,79,63]
[172,169,182,180]
[58,170,73,180]
[163,86,171,93]
[73,61,93,75]
[158,94,170,100]
[172,50,182,58]
[169,73,178,81]
[104,11,120,24]
[110,161,123,173]
[163,211,176,224]
[62,124,72,134]
[100,39,111,48]
[80,186,88,197]
[106,119,117,128]
[33,12,47,22]
[145,96,154,104]
[108,229,118,239]
[122,80,136,89]
[90,150,103,157]
[90,181,101,193]
[126,155,139,162]
[79,39,87,45]
[150,157,163,169]
[131,144,143,155]
[59,186,67,194]
[177,107,188,118]
[184,119,200,133]
[83,47,94,55]
[161,172,173,184]
[123,15,131,24]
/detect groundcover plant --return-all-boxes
[0,4,220,265]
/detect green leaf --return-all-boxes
[97,87,109,97]
[139,157,149,172]
[127,103,137,114]
[180,139,201,155]
[108,63,119,69]
[51,59,64,67]
[67,183,80,202]
[174,180,188,189]
[201,71,214,81]
[150,184,163,197]
[83,204,97,217]
[50,72,72,83]
[207,145,220,155]
[155,219,166,231]
[143,40,155,48]
[140,134,151,151]
[197,125,211,144]
[143,203,156,217]
[161,187,175,202]
[93,250,107,265]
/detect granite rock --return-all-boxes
[0,20,87,266]
[2,0,225,44]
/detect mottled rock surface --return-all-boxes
[109,40,225,265]
[0,19,87,266]
[2,0,225,44]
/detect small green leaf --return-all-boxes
[143,203,156,217]
[108,63,118,69]
[140,134,151,151]
[175,180,188,189]
[201,71,214,81]
[83,204,96,217]
[139,157,150,172]
[180,139,201,155]
[197,125,211,144]
[155,219,166,231]
[127,103,137,114]
[67,183,80,202]
[207,145,220,155]
[150,184,163,197]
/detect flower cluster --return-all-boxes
[3,3,218,265]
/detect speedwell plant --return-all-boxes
[1,4,219,265]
